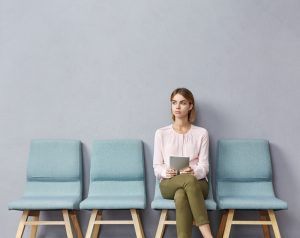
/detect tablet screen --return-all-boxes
[169,156,189,171]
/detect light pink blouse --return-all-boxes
[153,124,209,180]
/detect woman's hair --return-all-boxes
[170,88,196,123]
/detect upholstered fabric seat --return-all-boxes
[8,196,81,210]
[80,196,145,210]
[217,196,287,210]
[80,180,145,209]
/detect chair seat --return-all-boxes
[151,197,217,210]
[80,196,146,210]
[217,196,288,210]
[8,196,81,210]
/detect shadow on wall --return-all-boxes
[269,142,292,233]
[269,143,292,198]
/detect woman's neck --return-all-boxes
[173,119,191,134]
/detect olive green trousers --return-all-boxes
[159,174,209,238]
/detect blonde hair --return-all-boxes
[170,88,196,123]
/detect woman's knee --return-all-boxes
[159,180,174,199]
[182,174,198,186]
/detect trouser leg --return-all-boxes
[160,174,209,226]
[184,176,209,225]
[174,188,193,238]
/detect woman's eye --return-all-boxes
[172,101,177,105]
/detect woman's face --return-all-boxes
[171,94,193,120]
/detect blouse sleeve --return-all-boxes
[191,130,209,180]
[153,130,167,179]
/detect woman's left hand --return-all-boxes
[179,166,194,175]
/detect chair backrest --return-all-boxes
[24,139,82,198]
[216,139,275,199]
[88,139,145,197]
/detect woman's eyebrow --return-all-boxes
[171,100,188,103]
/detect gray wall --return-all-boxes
[1,0,299,237]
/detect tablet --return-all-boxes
[169,156,189,171]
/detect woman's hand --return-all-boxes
[180,166,194,175]
[166,168,177,178]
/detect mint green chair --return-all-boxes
[80,139,146,238]
[216,139,287,238]
[8,139,83,238]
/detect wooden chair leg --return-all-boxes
[70,211,83,238]
[29,211,40,238]
[217,210,228,238]
[85,209,98,238]
[62,210,74,238]
[136,211,145,238]
[91,211,102,238]
[131,209,145,238]
[223,209,234,238]
[260,210,271,238]
[268,210,281,238]
[16,210,29,238]
[155,209,168,238]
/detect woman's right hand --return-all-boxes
[166,168,177,178]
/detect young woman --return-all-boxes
[153,88,213,238]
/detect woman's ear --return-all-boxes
[189,103,193,111]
